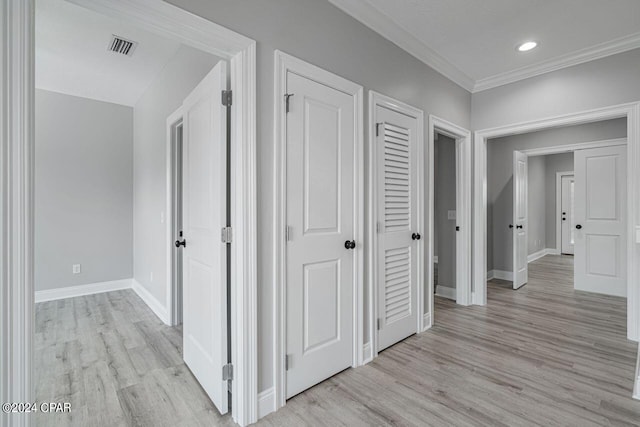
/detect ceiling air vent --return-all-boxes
[107,35,138,57]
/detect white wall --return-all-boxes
[133,45,220,307]
[487,119,626,272]
[35,89,133,291]
[167,0,472,393]
[434,134,457,289]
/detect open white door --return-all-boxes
[181,61,229,414]
[376,105,421,352]
[512,151,528,289]
[574,145,627,297]
[560,175,575,255]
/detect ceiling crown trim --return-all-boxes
[328,0,475,91]
[330,0,640,94]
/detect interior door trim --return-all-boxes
[368,91,425,361]
[272,50,364,411]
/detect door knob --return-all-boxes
[508,224,514,229]
[344,240,356,249]
[516,225,523,229]
[575,224,582,230]
[175,239,186,248]
[412,233,421,240]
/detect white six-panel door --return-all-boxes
[512,151,528,289]
[181,61,229,414]
[375,104,421,352]
[574,145,627,297]
[285,71,356,399]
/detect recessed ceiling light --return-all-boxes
[517,41,538,52]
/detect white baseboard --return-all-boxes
[258,387,276,419]
[487,270,495,280]
[422,312,432,331]
[435,285,456,300]
[132,279,170,325]
[362,342,373,364]
[35,278,132,303]
[528,248,557,263]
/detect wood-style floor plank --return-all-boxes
[36,255,640,426]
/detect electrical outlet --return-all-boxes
[160,211,165,224]
[447,210,456,220]
[72,264,81,274]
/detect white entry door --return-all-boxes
[181,61,229,414]
[560,175,575,255]
[574,145,627,297]
[285,71,356,398]
[375,104,421,352]
[512,151,528,289]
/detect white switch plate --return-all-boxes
[72,264,81,274]
[448,210,456,220]
[150,271,154,283]
[433,256,439,263]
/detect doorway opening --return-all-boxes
[484,118,629,308]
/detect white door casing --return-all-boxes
[284,71,356,398]
[181,61,229,414]
[561,175,575,255]
[513,150,528,289]
[574,145,627,297]
[375,103,422,352]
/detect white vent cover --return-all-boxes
[107,35,138,57]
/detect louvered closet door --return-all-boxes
[376,105,419,352]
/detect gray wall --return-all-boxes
[545,153,575,249]
[133,45,220,306]
[487,119,626,272]
[434,134,456,289]
[527,156,546,256]
[35,89,133,291]
[167,0,472,392]
[472,48,640,130]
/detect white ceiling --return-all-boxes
[36,0,183,106]
[330,0,640,92]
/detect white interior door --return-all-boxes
[181,61,229,414]
[574,145,627,297]
[512,151,528,289]
[285,71,356,399]
[376,106,420,352]
[560,175,575,255]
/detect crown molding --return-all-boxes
[328,0,475,92]
[473,32,640,92]
[329,1,640,95]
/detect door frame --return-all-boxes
[166,107,184,326]
[272,50,364,412]
[473,102,640,344]
[368,91,425,361]
[556,171,575,255]
[428,116,472,316]
[1,1,259,426]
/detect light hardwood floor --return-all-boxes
[36,255,640,426]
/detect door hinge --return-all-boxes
[284,93,294,113]
[285,354,292,371]
[376,222,381,233]
[221,227,233,243]
[221,90,232,107]
[375,122,382,137]
[377,318,382,330]
[285,225,292,241]
[222,363,233,381]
